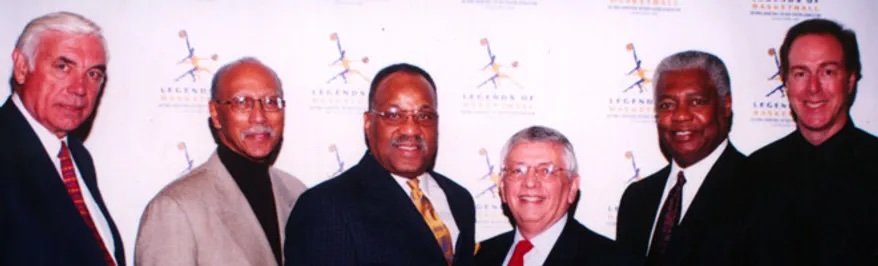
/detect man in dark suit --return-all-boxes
[616,50,750,266]
[747,19,878,266]
[0,11,124,266]
[284,63,475,266]
[475,126,639,266]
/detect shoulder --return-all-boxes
[623,166,668,196]
[479,230,513,249]
[564,221,642,264]
[748,131,797,162]
[269,167,307,194]
[292,165,362,209]
[475,230,514,263]
[147,161,222,205]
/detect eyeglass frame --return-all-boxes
[499,162,570,182]
[214,95,286,112]
[367,107,439,126]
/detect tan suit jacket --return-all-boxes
[135,152,307,266]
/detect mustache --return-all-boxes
[240,124,276,139]
[391,135,427,149]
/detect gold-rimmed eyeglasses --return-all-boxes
[215,96,285,112]
[368,108,439,126]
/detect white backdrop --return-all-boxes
[2,0,877,264]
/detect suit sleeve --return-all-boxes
[615,183,638,253]
[134,195,197,266]
[284,190,355,266]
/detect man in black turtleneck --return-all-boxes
[135,57,307,266]
[746,19,878,266]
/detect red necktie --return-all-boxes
[508,239,533,266]
[648,171,686,264]
[59,141,116,266]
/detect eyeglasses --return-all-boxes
[500,163,568,182]
[215,96,285,112]
[369,108,439,126]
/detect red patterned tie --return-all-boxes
[58,141,116,266]
[508,239,533,266]
[648,171,686,264]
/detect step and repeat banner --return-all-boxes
[2,0,876,263]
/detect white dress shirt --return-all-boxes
[646,139,729,254]
[12,94,116,263]
[501,214,568,266]
[392,172,460,252]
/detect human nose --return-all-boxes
[671,102,693,122]
[249,101,267,123]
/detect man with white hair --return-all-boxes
[616,50,750,266]
[475,126,638,266]
[0,11,124,266]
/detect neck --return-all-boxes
[800,117,848,146]
[518,216,563,240]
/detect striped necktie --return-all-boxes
[59,141,116,266]
[407,178,454,265]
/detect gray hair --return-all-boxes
[15,11,106,70]
[652,50,730,100]
[210,57,283,100]
[499,125,579,177]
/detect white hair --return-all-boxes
[15,11,106,70]
[652,50,730,101]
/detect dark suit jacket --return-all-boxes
[475,218,641,266]
[284,152,476,266]
[0,97,126,265]
[616,144,749,266]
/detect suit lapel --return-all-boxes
[354,153,448,261]
[206,153,276,266]
[271,168,295,262]
[1,100,107,264]
[543,219,579,265]
[666,145,745,263]
[632,166,670,255]
[433,172,473,263]
[477,232,513,265]
[67,139,126,265]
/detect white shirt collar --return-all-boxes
[669,138,729,218]
[670,138,729,180]
[508,214,568,265]
[12,93,66,154]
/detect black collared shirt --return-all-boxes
[217,144,282,265]
[747,120,878,265]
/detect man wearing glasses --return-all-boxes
[284,63,476,266]
[135,57,307,266]
[475,126,638,266]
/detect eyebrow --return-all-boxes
[58,56,107,73]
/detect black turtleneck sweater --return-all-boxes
[217,144,282,265]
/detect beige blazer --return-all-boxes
[134,152,307,266]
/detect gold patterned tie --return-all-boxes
[407,178,454,265]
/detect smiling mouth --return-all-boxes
[803,100,827,109]
[669,130,696,141]
[518,195,545,203]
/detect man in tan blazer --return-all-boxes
[135,57,307,266]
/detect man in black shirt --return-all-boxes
[135,57,307,266]
[747,18,878,266]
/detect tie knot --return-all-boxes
[514,239,534,254]
[58,141,70,159]
[676,171,687,184]
[406,178,421,191]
